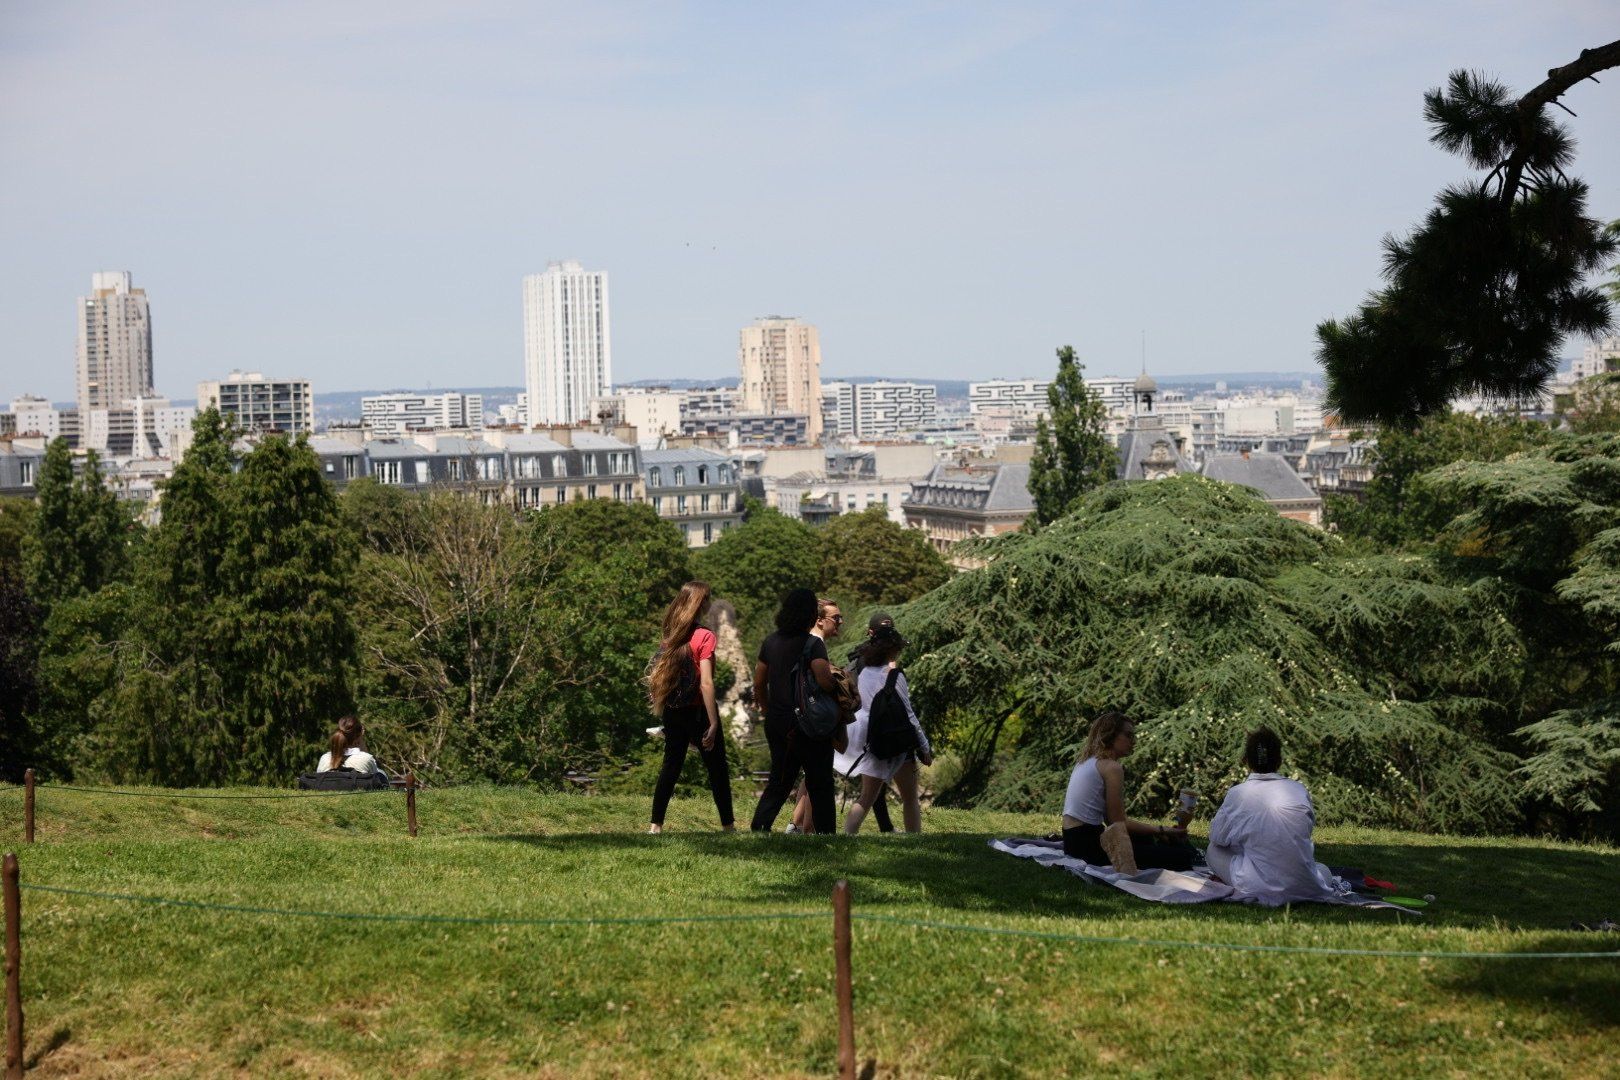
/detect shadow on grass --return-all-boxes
[479,829,1620,931]
[1439,935,1620,1027]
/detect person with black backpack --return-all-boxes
[840,625,932,834]
[749,588,842,834]
[646,581,734,834]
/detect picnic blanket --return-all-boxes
[990,838,1420,911]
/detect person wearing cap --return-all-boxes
[840,624,933,834]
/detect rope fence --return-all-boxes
[6,769,420,844]
[4,863,1618,1079]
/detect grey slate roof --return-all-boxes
[1202,452,1319,502]
[906,462,1033,514]
[1115,416,1192,480]
[641,447,732,465]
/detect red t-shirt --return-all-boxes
[689,627,716,666]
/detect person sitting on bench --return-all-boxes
[317,715,386,778]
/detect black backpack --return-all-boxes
[297,767,390,791]
[791,638,842,740]
[865,668,919,760]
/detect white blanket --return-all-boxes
[990,838,1417,911]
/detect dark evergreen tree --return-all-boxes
[1027,346,1117,525]
[23,440,128,613]
[1320,42,1620,427]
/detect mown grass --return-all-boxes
[0,783,1617,1078]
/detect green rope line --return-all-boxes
[852,912,1620,960]
[19,883,1620,960]
[13,784,398,801]
[20,883,823,929]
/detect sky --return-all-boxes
[1,1,1617,403]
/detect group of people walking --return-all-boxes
[644,582,931,836]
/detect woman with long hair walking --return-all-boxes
[647,580,734,833]
[750,588,841,833]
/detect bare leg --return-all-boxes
[792,786,812,831]
[844,775,887,835]
[894,758,922,833]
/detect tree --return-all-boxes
[819,504,951,607]
[694,499,821,633]
[1027,346,1117,525]
[1327,412,1552,548]
[1319,42,1620,427]
[894,475,1525,833]
[88,430,357,785]
[524,498,692,621]
[23,440,130,614]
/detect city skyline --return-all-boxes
[2,4,1617,404]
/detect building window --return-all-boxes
[448,459,462,481]
[587,484,598,499]
[703,522,713,543]
[344,457,358,480]
[720,492,730,511]
[20,461,34,485]
[556,486,566,504]
[649,467,662,487]
[673,466,686,486]
[583,454,598,476]
[701,493,711,512]
[653,496,663,514]
[697,465,708,484]
[677,494,688,514]
[553,454,568,477]
[379,460,401,484]
[415,461,430,484]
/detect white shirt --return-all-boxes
[317,748,383,776]
[834,664,930,781]
[1062,757,1108,826]
[1207,773,1346,907]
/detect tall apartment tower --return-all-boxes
[739,316,823,443]
[76,271,154,413]
[522,260,611,426]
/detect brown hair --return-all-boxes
[1079,711,1133,762]
[1244,727,1283,773]
[647,581,712,714]
[329,715,363,768]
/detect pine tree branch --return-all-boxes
[1500,38,1620,206]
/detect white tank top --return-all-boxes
[1062,757,1107,825]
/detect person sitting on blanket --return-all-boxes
[1205,728,1345,907]
[1061,711,1195,873]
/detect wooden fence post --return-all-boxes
[833,879,855,1080]
[4,852,22,1079]
[406,772,418,838]
[20,774,31,847]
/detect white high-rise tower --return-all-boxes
[522,260,611,426]
[76,271,154,413]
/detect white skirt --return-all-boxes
[834,714,911,782]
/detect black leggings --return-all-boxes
[751,716,836,834]
[650,704,734,827]
[1062,823,1196,871]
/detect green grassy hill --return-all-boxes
[2,785,1617,1078]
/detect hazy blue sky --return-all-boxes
[2,2,1616,402]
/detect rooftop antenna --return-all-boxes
[1140,330,1147,374]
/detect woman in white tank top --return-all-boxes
[1059,712,1195,872]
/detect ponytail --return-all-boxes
[330,715,363,769]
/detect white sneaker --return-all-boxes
[645,726,664,739]
[783,823,800,834]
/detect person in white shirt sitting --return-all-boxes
[316,715,386,777]
[1206,728,1344,906]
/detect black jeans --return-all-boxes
[1062,822,1196,871]
[650,703,734,827]
[751,715,836,834]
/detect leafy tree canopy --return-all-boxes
[819,504,951,609]
[893,475,1525,833]
[1327,411,1553,548]
[1320,45,1620,427]
[694,498,821,632]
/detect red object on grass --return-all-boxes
[1363,875,1395,890]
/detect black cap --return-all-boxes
[868,611,894,632]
